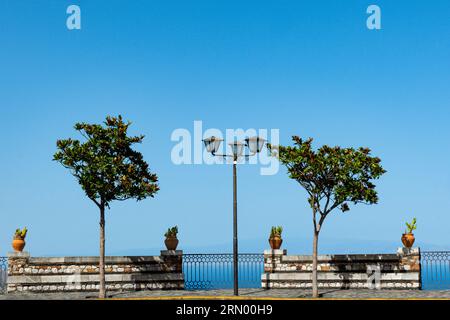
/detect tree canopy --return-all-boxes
[53,115,159,208]
[271,136,386,223]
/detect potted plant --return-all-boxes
[401,218,417,248]
[164,226,179,250]
[12,227,28,252]
[269,226,283,250]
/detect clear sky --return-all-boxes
[1,0,449,256]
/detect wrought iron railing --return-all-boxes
[421,251,450,290]
[183,253,264,290]
[0,257,7,293]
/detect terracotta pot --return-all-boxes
[401,233,415,248]
[165,237,179,250]
[12,238,26,252]
[269,237,283,250]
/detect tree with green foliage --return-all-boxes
[54,115,159,298]
[270,136,386,298]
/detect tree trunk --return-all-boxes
[99,205,106,299]
[312,230,319,298]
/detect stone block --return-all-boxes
[7,252,30,259]
[160,250,183,256]
[263,249,287,256]
[397,247,420,256]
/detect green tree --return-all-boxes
[54,115,159,298]
[270,137,385,298]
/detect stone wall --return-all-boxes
[262,247,421,290]
[7,251,183,293]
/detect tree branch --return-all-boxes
[317,213,327,233]
[90,196,101,209]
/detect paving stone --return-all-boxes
[1,289,450,300]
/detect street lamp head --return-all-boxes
[203,136,223,155]
[245,136,266,153]
[229,141,245,158]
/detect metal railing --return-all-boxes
[421,251,450,290]
[183,253,264,290]
[0,257,7,293]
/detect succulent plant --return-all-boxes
[270,226,283,238]
[405,218,417,234]
[14,227,28,240]
[165,226,178,238]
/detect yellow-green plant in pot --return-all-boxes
[402,218,417,248]
[269,226,283,250]
[12,227,27,252]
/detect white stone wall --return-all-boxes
[262,248,421,290]
[7,251,184,293]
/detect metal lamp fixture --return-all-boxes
[203,136,223,155]
[245,136,266,154]
[229,141,245,159]
[202,135,266,296]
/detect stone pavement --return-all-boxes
[1,289,450,300]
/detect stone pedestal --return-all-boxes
[7,251,30,258]
[160,250,183,273]
[264,250,287,273]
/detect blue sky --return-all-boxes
[0,0,449,256]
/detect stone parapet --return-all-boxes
[7,251,184,293]
[262,248,421,290]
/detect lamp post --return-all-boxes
[202,136,266,296]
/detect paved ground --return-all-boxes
[1,289,450,300]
